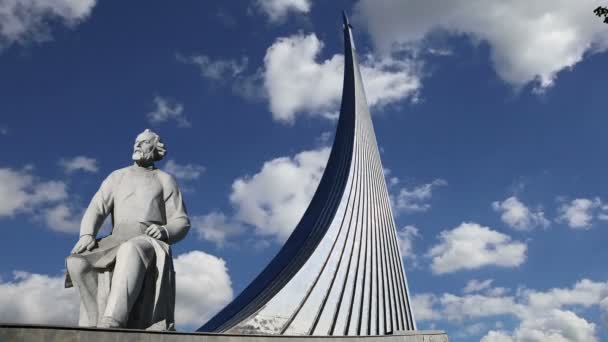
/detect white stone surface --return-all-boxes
[66,129,191,330]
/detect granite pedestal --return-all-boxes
[0,324,448,342]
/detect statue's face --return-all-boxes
[132,132,156,162]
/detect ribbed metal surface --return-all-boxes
[198,14,416,336]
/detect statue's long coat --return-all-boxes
[66,165,190,330]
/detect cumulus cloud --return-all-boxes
[193,147,330,246]
[178,53,265,101]
[483,310,597,342]
[173,250,234,328]
[230,147,330,241]
[463,279,494,294]
[396,225,419,259]
[0,166,84,233]
[418,278,608,341]
[191,212,246,248]
[59,156,98,174]
[0,0,96,50]
[263,33,420,123]
[393,179,446,214]
[427,222,527,274]
[41,203,80,233]
[557,197,603,229]
[0,271,79,325]
[254,0,311,23]
[164,159,205,181]
[0,250,233,329]
[411,293,440,321]
[146,96,190,128]
[354,0,608,91]
[0,167,67,217]
[176,54,248,81]
[481,331,514,342]
[492,196,550,231]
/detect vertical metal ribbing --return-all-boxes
[359,109,377,335]
[326,93,366,335]
[280,141,358,334]
[369,170,379,335]
[359,161,372,334]
[344,112,371,335]
[367,108,413,331]
[329,146,363,335]
[200,14,416,335]
[377,155,415,331]
[372,141,399,333]
[351,125,371,335]
[310,127,362,335]
[375,157,399,332]
[365,109,413,331]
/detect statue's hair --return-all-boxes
[142,128,167,161]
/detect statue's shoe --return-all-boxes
[97,316,122,329]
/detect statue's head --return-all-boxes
[132,129,167,164]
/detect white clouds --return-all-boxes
[396,225,419,259]
[393,179,446,214]
[263,33,342,122]
[418,278,608,341]
[440,292,520,322]
[176,54,248,81]
[183,32,420,122]
[173,250,233,328]
[263,33,420,123]
[146,96,190,128]
[427,222,527,274]
[178,53,265,101]
[523,278,608,311]
[463,279,494,294]
[230,147,330,241]
[0,166,83,233]
[411,294,440,321]
[0,250,233,329]
[193,147,330,246]
[481,331,514,342]
[355,0,608,91]
[557,197,604,229]
[164,159,205,181]
[492,196,550,231]
[0,0,96,49]
[0,167,67,217]
[191,212,246,248]
[255,0,311,23]
[59,156,98,174]
[0,271,79,325]
[41,204,80,233]
[484,310,598,342]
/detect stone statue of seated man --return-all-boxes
[65,129,190,330]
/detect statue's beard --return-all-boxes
[132,150,155,163]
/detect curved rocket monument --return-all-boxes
[199,13,416,336]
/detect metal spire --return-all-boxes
[198,13,416,335]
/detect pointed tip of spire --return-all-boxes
[342,10,351,29]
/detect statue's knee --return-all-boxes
[116,240,139,260]
[67,256,89,278]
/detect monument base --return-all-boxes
[0,324,448,342]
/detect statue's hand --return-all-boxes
[71,235,97,254]
[145,224,168,242]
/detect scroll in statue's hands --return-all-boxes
[71,234,97,254]
[145,223,168,242]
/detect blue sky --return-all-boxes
[1,0,608,341]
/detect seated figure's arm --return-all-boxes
[80,175,115,238]
[163,176,190,244]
